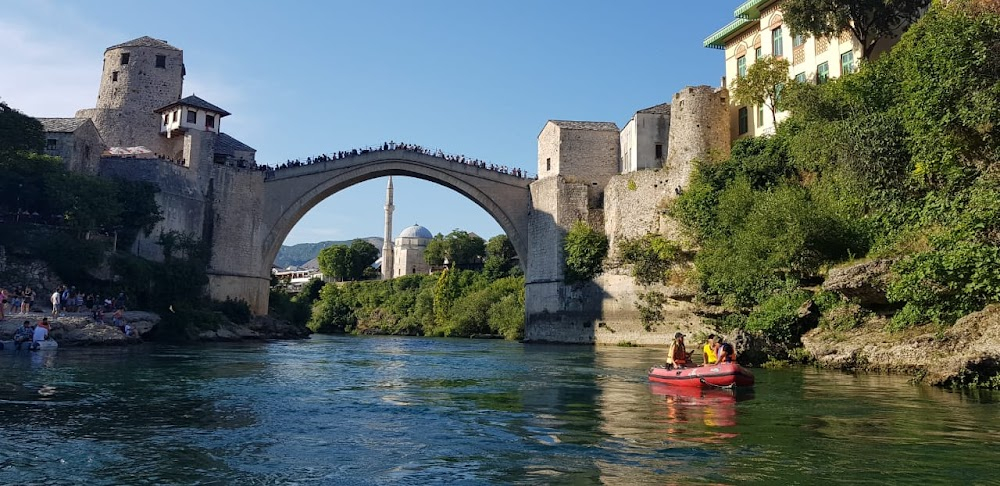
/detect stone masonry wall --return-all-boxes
[665,86,731,187]
[77,44,183,158]
[99,157,205,261]
[603,171,676,259]
[206,165,269,314]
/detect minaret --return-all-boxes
[381,176,395,279]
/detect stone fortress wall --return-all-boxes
[525,85,731,345]
[76,38,185,158]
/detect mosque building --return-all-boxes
[380,176,434,278]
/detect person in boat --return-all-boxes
[666,332,690,369]
[717,341,737,364]
[32,317,51,350]
[703,334,719,365]
[13,320,33,350]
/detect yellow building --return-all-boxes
[704,0,869,141]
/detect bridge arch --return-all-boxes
[259,150,533,281]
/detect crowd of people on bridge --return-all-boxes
[258,141,535,180]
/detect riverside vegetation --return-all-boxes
[610,2,998,386]
[304,232,525,339]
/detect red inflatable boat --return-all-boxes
[648,362,755,388]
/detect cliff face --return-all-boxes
[802,305,1000,387]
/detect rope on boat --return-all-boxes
[699,377,735,390]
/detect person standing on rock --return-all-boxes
[22,287,34,314]
[50,287,61,318]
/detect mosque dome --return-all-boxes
[398,224,433,239]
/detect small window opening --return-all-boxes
[155,55,166,68]
[120,53,130,65]
[205,114,215,128]
[187,110,197,123]
[46,139,58,149]
[655,144,663,159]
[112,71,119,82]
[546,158,551,171]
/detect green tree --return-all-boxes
[483,234,518,279]
[730,56,791,125]
[348,239,380,279]
[782,0,930,60]
[563,220,609,283]
[0,101,44,154]
[424,230,486,269]
[424,233,446,266]
[317,244,351,281]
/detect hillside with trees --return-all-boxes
[666,1,999,377]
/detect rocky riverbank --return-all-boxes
[801,305,1000,388]
[0,311,311,345]
[0,311,159,346]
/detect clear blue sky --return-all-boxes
[1,1,737,245]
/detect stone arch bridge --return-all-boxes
[260,149,533,273]
[206,149,541,321]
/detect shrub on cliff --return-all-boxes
[563,221,608,284]
[618,234,680,286]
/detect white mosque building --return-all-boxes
[380,176,434,279]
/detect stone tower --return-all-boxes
[664,85,731,188]
[76,36,184,157]
[381,176,395,280]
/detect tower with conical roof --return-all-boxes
[76,36,184,157]
[381,176,395,279]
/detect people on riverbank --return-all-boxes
[50,287,61,317]
[13,320,33,350]
[666,332,690,369]
[33,317,50,345]
[703,334,719,365]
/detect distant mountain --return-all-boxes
[274,237,383,269]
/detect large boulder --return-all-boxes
[823,259,895,306]
[802,304,1000,387]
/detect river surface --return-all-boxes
[1,335,998,485]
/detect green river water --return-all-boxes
[1,335,998,485]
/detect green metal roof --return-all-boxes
[704,0,776,49]
[703,18,753,49]
[733,0,773,20]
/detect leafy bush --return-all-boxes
[745,289,814,345]
[618,234,680,285]
[563,221,608,284]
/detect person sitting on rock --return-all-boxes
[13,320,33,350]
[32,317,50,350]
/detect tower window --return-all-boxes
[120,53,130,65]
[546,158,551,171]
[187,110,197,123]
[205,114,215,128]
[155,55,166,68]
[112,71,119,82]
[46,139,58,150]
[655,144,663,159]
